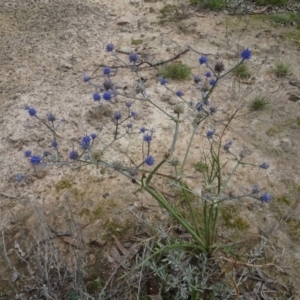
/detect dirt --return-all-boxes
[0,0,300,298]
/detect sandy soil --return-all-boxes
[0,0,300,298]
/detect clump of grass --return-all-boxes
[249,95,270,111]
[193,161,208,173]
[255,0,288,5]
[190,0,227,10]
[158,63,191,80]
[234,63,251,79]
[274,61,291,78]
[55,178,73,191]
[271,13,300,26]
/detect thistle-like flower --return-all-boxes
[145,156,155,166]
[241,48,252,60]
[199,56,208,65]
[214,61,224,73]
[106,43,114,52]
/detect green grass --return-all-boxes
[271,13,300,26]
[249,95,270,111]
[193,161,209,173]
[158,63,191,80]
[255,0,288,5]
[190,0,227,10]
[234,64,251,79]
[274,61,291,78]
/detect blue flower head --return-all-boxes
[43,151,51,157]
[206,130,215,139]
[126,123,133,129]
[30,155,42,166]
[103,67,111,75]
[260,193,271,203]
[113,112,122,121]
[69,150,79,160]
[24,150,32,158]
[143,133,152,143]
[90,133,97,140]
[160,78,168,86]
[28,107,37,117]
[176,90,183,97]
[140,127,146,133]
[106,43,114,52]
[125,101,132,108]
[129,53,138,63]
[205,71,211,78]
[51,141,58,148]
[93,92,101,101]
[47,113,56,122]
[103,91,112,101]
[193,75,201,84]
[145,156,155,166]
[260,162,269,170]
[199,56,208,65]
[83,75,91,82]
[241,48,252,60]
[209,79,216,86]
[81,135,91,150]
[130,111,137,117]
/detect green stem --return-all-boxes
[179,125,198,177]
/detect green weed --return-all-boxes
[271,13,300,26]
[191,0,227,10]
[249,95,270,111]
[55,178,73,192]
[193,161,209,173]
[234,63,251,79]
[274,61,291,78]
[158,63,191,80]
[255,0,288,5]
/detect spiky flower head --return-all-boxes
[252,185,260,194]
[103,67,111,75]
[128,167,139,177]
[214,61,225,73]
[145,156,155,166]
[260,162,270,170]
[106,43,114,52]
[47,113,56,122]
[28,107,37,117]
[93,92,101,101]
[176,90,183,97]
[81,135,91,150]
[193,75,201,84]
[206,130,215,139]
[173,104,184,115]
[260,193,271,203]
[209,106,217,115]
[90,133,97,140]
[83,75,91,82]
[113,112,122,121]
[30,155,42,166]
[129,52,138,63]
[241,48,252,60]
[199,56,208,65]
[160,78,168,86]
[111,160,123,172]
[126,123,133,129]
[51,141,58,148]
[130,111,137,117]
[69,150,79,160]
[125,101,132,108]
[140,127,146,133]
[103,91,112,101]
[103,78,113,91]
[24,150,32,158]
[143,133,152,143]
[205,71,211,78]
[223,141,233,152]
[209,79,216,86]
